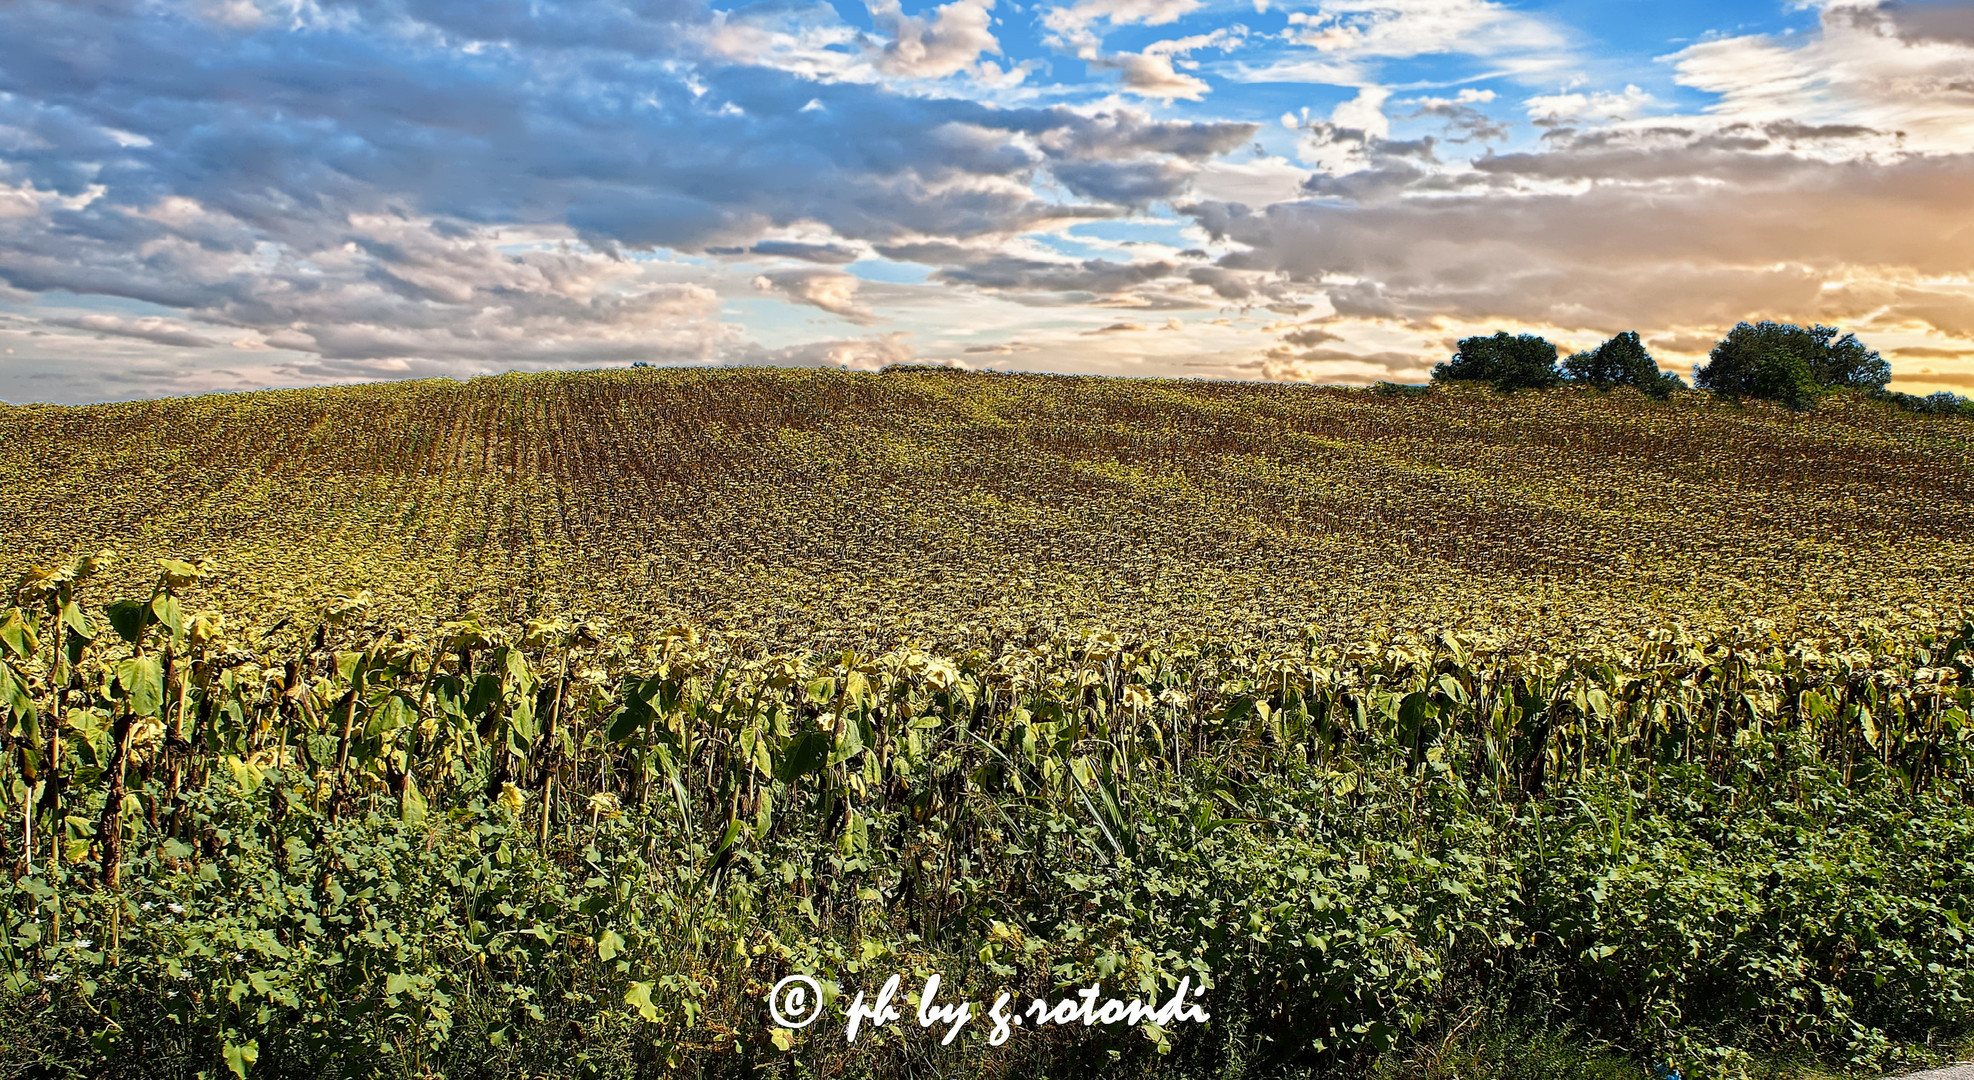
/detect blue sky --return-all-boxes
[1,0,1970,402]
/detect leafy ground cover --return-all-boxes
[1,369,1971,1079]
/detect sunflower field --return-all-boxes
[1,368,1971,1080]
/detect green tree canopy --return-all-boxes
[1562,331,1683,397]
[1432,332,1562,391]
[1694,322,1889,407]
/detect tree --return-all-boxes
[1694,322,1889,406]
[1562,331,1683,397]
[1432,332,1562,391]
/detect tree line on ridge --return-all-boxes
[1421,321,1970,416]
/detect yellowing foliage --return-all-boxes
[0,368,1966,653]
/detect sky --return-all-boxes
[1,0,1971,403]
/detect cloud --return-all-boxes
[5,0,1971,401]
[0,0,1254,396]
[1329,86,1394,139]
[1182,265,1305,309]
[45,314,222,349]
[880,240,1184,296]
[1667,1,1974,152]
[964,340,1038,353]
[1286,88,1428,173]
[1188,155,1311,206]
[1875,1,1974,46]
[866,0,1006,79]
[757,331,918,369]
[1095,25,1247,100]
[753,269,880,323]
[1177,3,1974,378]
[1284,0,1569,59]
[1257,345,1435,383]
[1898,369,1974,389]
[1195,140,1974,319]
[1189,138,1974,365]
[1054,10,1244,100]
[1401,88,1509,143]
[0,196,745,369]
[1278,323,1346,347]
[1145,27,1250,57]
[1235,0,1573,83]
[732,240,865,264]
[1408,88,1497,107]
[1650,331,1724,355]
[1044,0,1206,59]
[1524,85,1657,126]
[1104,52,1213,101]
[1052,156,1206,204]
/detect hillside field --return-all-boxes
[1,368,1972,1080]
[1,366,1970,649]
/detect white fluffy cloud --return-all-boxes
[1524,85,1656,125]
[866,0,1008,80]
[1107,52,1213,101]
[753,269,880,324]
